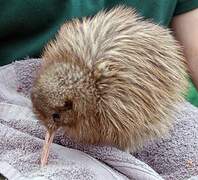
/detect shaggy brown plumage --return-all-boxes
[31,6,187,165]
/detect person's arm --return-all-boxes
[171,8,198,89]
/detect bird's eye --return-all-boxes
[64,100,73,110]
[52,112,60,122]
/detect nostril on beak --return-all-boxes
[52,112,60,122]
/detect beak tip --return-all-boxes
[40,130,56,167]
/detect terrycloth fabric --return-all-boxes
[0,59,164,180]
[135,104,198,179]
[0,59,198,180]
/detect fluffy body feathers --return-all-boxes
[31,6,187,152]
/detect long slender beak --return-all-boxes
[40,129,56,167]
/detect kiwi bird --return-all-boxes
[31,6,187,166]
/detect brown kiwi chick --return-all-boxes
[31,6,187,166]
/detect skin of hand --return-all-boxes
[171,8,198,89]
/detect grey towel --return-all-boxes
[0,59,164,180]
[0,59,198,180]
[135,104,198,179]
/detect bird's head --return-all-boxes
[31,58,99,137]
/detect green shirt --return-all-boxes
[0,0,198,106]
